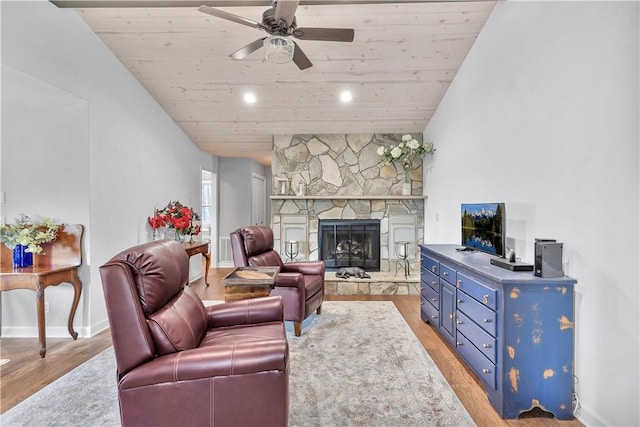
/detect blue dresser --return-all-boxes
[419,244,576,419]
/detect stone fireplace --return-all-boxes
[271,133,425,273]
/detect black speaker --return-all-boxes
[534,239,564,278]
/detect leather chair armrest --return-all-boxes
[274,272,305,289]
[207,296,284,328]
[282,260,325,275]
[120,340,288,390]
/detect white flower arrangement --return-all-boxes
[377,134,435,171]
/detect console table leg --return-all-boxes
[67,274,82,340]
[35,284,46,358]
[203,252,211,287]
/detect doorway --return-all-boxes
[201,169,217,267]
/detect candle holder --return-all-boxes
[276,177,289,195]
[284,240,300,262]
[394,240,411,279]
[296,182,306,197]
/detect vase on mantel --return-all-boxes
[402,175,412,196]
[12,244,33,268]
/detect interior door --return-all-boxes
[251,173,266,226]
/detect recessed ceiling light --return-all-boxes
[339,91,353,103]
[243,92,257,104]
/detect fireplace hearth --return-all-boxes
[318,219,381,271]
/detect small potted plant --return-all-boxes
[0,214,60,267]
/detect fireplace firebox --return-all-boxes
[318,219,381,271]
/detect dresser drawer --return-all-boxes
[456,272,497,310]
[439,263,456,285]
[456,332,496,390]
[420,267,439,292]
[420,295,439,324]
[421,253,439,276]
[456,310,496,363]
[421,283,439,308]
[457,290,497,337]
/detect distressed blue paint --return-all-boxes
[420,244,576,420]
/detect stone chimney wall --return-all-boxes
[272,133,424,196]
[271,133,425,271]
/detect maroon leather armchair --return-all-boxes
[99,239,289,427]
[230,226,325,337]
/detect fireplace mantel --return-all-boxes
[270,195,427,200]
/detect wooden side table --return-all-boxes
[0,224,84,358]
[182,241,211,286]
[222,266,280,302]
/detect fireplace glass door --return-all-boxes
[319,219,380,271]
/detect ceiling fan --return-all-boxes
[199,0,355,70]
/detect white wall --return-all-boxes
[1,1,217,337]
[423,2,639,426]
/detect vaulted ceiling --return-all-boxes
[54,1,496,165]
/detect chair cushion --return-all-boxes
[147,286,208,355]
[109,240,190,316]
[248,250,284,268]
[241,227,274,257]
[304,274,323,296]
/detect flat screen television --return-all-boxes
[461,203,506,258]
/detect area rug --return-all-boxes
[0,301,474,427]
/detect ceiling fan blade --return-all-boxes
[274,0,300,28]
[293,27,354,42]
[230,37,267,60]
[292,41,312,70]
[199,5,268,32]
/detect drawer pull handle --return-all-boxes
[456,279,462,287]
[431,315,438,319]
[443,271,449,276]
[482,368,490,374]
[420,301,424,305]
[457,299,462,303]
[456,341,462,346]
[420,286,424,291]
[483,295,489,304]
[431,298,437,302]
[483,344,490,349]
[449,314,456,320]
[431,266,437,273]
[483,318,490,323]
[456,320,462,325]
[432,281,437,286]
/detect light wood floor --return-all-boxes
[1,267,582,426]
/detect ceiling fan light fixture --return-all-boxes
[264,35,294,64]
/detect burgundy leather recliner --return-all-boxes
[230,226,325,337]
[99,239,289,427]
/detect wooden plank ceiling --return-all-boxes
[70,1,496,164]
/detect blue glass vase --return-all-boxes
[12,244,33,268]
